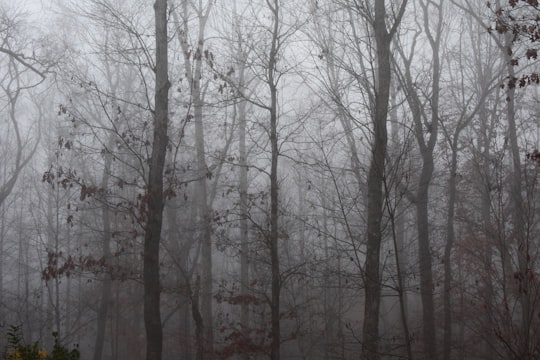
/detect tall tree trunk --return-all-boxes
[193,53,214,360]
[93,136,115,360]
[192,275,204,360]
[165,198,193,360]
[175,4,214,354]
[45,184,53,349]
[17,188,31,343]
[44,175,61,349]
[481,169,494,360]
[397,2,442,357]
[419,1,442,356]
[267,2,280,359]
[232,1,250,335]
[389,88,413,359]
[237,67,250,333]
[321,187,332,359]
[193,35,214,360]
[504,32,530,358]
[416,159,437,359]
[443,137,458,360]
[143,0,169,359]
[477,75,496,360]
[362,1,392,358]
[0,203,4,326]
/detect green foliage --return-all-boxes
[2,326,79,360]
[48,333,79,360]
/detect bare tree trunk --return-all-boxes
[65,187,72,339]
[193,51,214,360]
[93,135,115,360]
[265,2,281,359]
[479,108,497,354]
[443,138,457,360]
[416,165,437,360]
[175,3,214,354]
[396,2,442,357]
[457,252,465,360]
[384,183,413,360]
[192,7,214,356]
[113,279,120,359]
[503,32,531,358]
[44,174,59,349]
[362,1,394,358]
[419,1,442,356]
[478,92,496,360]
[16,189,31,342]
[442,15,494,358]
[321,188,332,359]
[231,1,250,335]
[481,173,494,360]
[194,65,214,360]
[165,198,193,360]
[0,203,4,326]
[93,201,113,360]
[192,276,204,360]
[237,67,250,333]
[143,0,169,359]
[388,89,413,360]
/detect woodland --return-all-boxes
[0,0,539,359]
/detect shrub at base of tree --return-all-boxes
[2,326,79,360]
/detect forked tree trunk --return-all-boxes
[397,2,442,357]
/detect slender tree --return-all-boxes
[360,1,407,358]
[394,1,444,357]
[267,2,281,358]
[175,2,215,355]
[143,0,169,358]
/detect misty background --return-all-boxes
[0,0,539,359]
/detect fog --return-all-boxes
[0,1,539,359]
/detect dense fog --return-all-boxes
[0,0,539,359]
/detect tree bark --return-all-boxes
[93,135,115,360]
[397,2,442,357]
[0,203,4,326]
[192,275,204,360]
[443,138,457,360]
[268,2,281,359]
[389,88,413,359]
[175,4,214,354]
[143,0,169,359]
[231,1,250,334]
[503,32,530,358]
[193,18,214,360]
[237,59,250,333]
[416,160,437,359]
[480,131,495,360]
[362,1,392,358]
